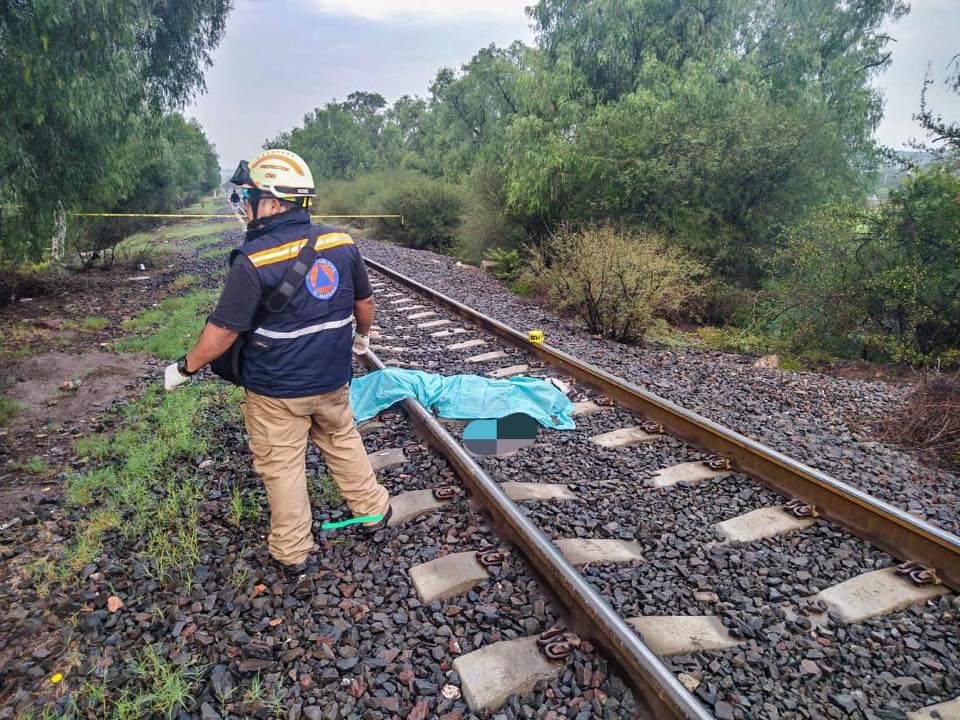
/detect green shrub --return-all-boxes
[767,168,960,366]
[483,247,523,281]
[315,171,418,216]
[693,281,760,327]
[369,174,465,251]
[510,271,537,297]
[454,161,526,263]
[0,396,23,426]
[530,224,706,343]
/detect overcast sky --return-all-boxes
[186,0,960,168]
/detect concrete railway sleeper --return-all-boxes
[361,261,960,718]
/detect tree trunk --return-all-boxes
[51,204,66,264]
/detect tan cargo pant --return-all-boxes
[240,384,390,565]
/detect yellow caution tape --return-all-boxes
[68,212,234,219]
[68,212,404,222]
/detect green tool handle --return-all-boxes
[321,514,383,530]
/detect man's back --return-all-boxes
[209,210,373,398]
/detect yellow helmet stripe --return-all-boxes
[250,152,305,175]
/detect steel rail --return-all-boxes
[364,257,960,591]
[361,348,713,720]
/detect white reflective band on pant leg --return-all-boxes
[253,314,355,340]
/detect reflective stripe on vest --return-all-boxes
[253,313,354,340]
[247,233,354,268]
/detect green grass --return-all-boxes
[74,433,112,461]
[186,231,230,251]
[310,473,343,508]
[183,194,231,214]
[199,247,228,261]
[169,274,197,292]
[130,646,196,718]
[227,486,262,526]
[13,456,50,475]
[244,674,265,706]
[56,383,229,584]
[0,396,23,426]
[62,646,198,720]
[79,315,110,331]
[114,217,233,264]
[265,678,286,718]
[116,290,217,360]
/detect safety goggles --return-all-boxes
[240,186,268,207]
[230,160,252,187]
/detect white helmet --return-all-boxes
[231,149,315,206]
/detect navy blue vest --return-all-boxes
[233,211,360,398]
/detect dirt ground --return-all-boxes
[0,232,227,524]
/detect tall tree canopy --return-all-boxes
[0,0,230,259]
[270,0,908,284]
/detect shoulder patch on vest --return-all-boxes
[305,258,340,300]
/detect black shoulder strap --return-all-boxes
[264,226,321,314]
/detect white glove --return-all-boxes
[164,362,191,391]
[352,333,370,356]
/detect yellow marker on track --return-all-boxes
[528,329,544,344]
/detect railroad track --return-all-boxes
[355,257,960,719]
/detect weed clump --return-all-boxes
[117,290,216,359]
[169,274,197,292]
[79,315,110,331]
[50,384,224,587]
[0,396,23,426]
[531,224,705,343]
[880,371,960,471]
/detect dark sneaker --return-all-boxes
[360,504,393,535]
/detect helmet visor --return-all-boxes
[230,160,252,187]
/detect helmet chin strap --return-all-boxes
[246,190,267,227]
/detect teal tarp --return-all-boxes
[349,368,576,430]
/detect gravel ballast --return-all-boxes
[359,238,960,536]
[357,241,960,719]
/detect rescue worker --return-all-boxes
[164,148,391,574]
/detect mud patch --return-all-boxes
[3,351,150,431]
[0,351,150,522]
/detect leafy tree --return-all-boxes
[914,55,960,156]
[770,169,960,365]
[511,0,906,284]
[269,98,383,180]
[0,0,230,261]
[419,43,530,178]
[282,0,911,291]
[863,169,960,361]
